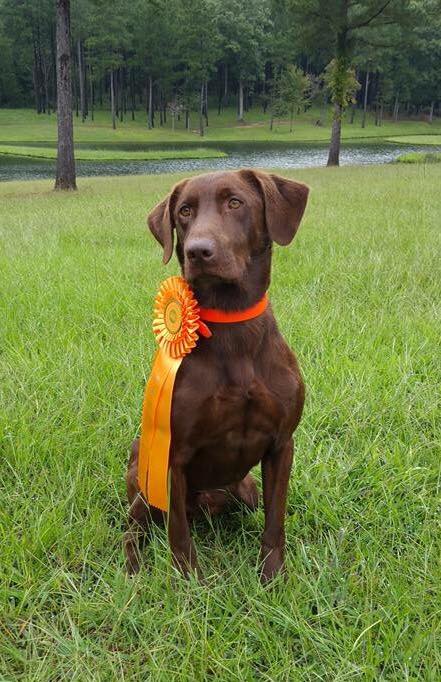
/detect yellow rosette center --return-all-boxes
[164,299,182,335]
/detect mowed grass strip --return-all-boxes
[1,107,441,145]
[0,144,226,161]
[0,165,440,680]
[387,134,441,146]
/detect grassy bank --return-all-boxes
[1,107,441,147]
[396,151,441,164]
[1,165,440,679]
[0,144,226,162]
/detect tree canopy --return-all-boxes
[0,0,439,130]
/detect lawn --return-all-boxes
[1,106,441,147]
[387,135,441,146]
[0,144,226,162]
[1,164,440,680]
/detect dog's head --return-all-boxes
[148,169,309,305]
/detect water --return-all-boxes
[0,142,437,182]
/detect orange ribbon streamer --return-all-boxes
[138,277,207,511]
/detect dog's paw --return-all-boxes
[123,532,142,576]
[260,546,285,584]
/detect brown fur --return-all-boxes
[124,169,309,582]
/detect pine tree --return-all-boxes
[54,0,76,191]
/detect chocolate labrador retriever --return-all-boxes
[125,169,309,582]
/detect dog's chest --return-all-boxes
[172,353,288,488]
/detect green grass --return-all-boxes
[1,165,440,680]
[0,144,226,161]
[395,151,441,164]
[387,135,441,146]
[1,106,441,147]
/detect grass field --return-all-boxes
[388,135,441,146]
[0,144,226,162]
[1,107,441,147]
[1,164,440,680]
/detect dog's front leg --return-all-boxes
[124,438,153,575]
[260,439,294,583]
[168,463,199,578]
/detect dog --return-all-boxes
[125,169,309,582]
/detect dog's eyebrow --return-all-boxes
[215,186,243,199]
[177,193,199,207]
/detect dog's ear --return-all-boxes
[147,180,187,264]
[240,169,309,246]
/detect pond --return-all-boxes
[0,141,437,182]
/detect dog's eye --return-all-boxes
[179,205,191,217]
[228,197,242,209]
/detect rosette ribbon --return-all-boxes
[138,276,211,511]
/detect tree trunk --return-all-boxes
[42,58,50,115]
[199,81,204,136]
[115,71,119,118]
[130,68,136,121]
[393,95,399,122]
[350,103,356,123]
[429,101,434,123]
[237,77,244,121]
[326,23,353,168]
[379,101,383,126]
[89,64,94,121]
[32,27,46,114]
[327,102,342,167]
[147,75,153,129]
[50,29,57,112]
[262,63,268,113]
[73,50,78,117]
[217,65,223,114]
[83,47,88,117]
[119,68,124,122]
[320,93,328,126]
[77,39,86,122]
[32,40,42,113]
[224,63,228,107]
[55,0,76,190]
[290,106,294,132]
[204,80,208,125]
[110,69,116,129]
[123,71,127,117]
[361,70,369,129]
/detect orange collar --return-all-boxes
[199,294,269,323]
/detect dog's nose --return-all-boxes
[185,238,215,262]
